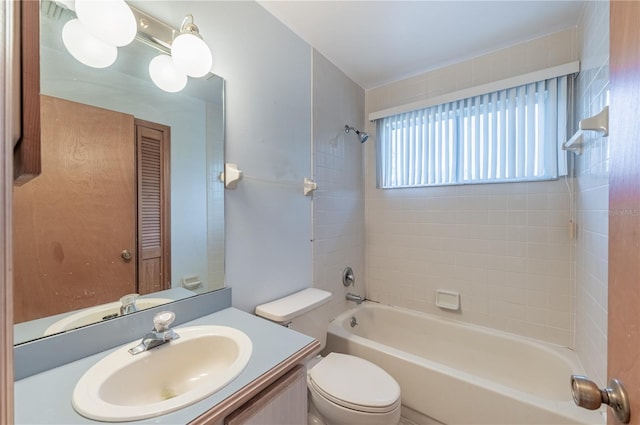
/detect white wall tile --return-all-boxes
[312,50,366,320]
[358,10,610,368]
[363,26,582,347]
[366,29,578,115]
[573,1,609,386]
[364,175,574,346]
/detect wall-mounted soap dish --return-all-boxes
[181,276,201,290]
[435,289,460,311]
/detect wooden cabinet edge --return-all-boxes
[189,340,320,425]
[14,0,41,185]
[224,364,306,425]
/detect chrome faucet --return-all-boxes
[119,293,140,316]
[128,311,180,355]
[346,292,364,304]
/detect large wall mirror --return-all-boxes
[13,0,225,345]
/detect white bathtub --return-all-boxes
[326,302,604,425]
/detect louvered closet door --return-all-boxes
[135,119,171,294]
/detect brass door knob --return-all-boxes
[571,375,630,424]
[121,250,132,261]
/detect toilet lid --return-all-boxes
[308,353,401,413]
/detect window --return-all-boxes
[376,76,569,188]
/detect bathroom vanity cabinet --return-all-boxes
[14,307,318,424]
[218,365,307,425]
[190,359,309,425]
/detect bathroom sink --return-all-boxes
[43,298,172,335]
[72,325,253,422]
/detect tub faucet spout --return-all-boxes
[346,292,364,304]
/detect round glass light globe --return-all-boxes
[57,0,76,11]
[149,54,188,93]
[171,33,213,78]
[75,0,137,47]
[62,19,118,68]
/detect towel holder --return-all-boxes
[563,106,609,155]
[219,163,243,189]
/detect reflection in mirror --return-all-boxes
[13,1,225,345]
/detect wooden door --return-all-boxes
[13,96,137,323]
[609,1,640,424]
[135,119,171,295]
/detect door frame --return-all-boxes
[1,0,19,422]
[608,1,640,424]
[135,118,171,294]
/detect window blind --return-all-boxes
[376,76,569,188]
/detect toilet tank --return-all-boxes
[255,288,332,350]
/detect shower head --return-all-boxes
[345,125,369,143]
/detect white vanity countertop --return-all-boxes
[14,307,314,424]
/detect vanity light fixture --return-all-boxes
[74,0,137,47]
[148,54,188,93]
[62,18,118,68]
[61,0,136,68]
[56,1,214,92]
[171,14,213,78]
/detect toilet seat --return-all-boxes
[308,352,401,414]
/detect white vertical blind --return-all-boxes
[376,76,569,188]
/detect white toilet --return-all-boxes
[255,288,401,425]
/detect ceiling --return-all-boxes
[258,1,585,90]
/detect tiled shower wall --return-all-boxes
[364,30,578,346]
[312,50,366,320]
[574,1,610,386]
[364,180,574,346]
